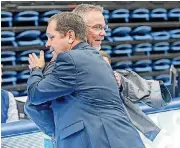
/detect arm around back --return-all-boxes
[27,52,77,105]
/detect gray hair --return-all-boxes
[72,4,103,19]
[48,12,87,41]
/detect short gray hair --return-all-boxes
[48,12,87,41]
[73,4,103,19]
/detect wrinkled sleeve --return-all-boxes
[117,70,150,103]
[142,80,172,108]
[24,99,55,137]
[27,52,77,105]
[117,70,171,108]
[24,62,56,137]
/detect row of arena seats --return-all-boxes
[2,73,176,97]
[104,8,180,22]
[102,42,180,56]
[1,49,180,66]
[1,50,52,65]
[2,58,179,84]
[2,8,180,27]
[105,27,180,42]
[1,28,180,46]
[112,58,180,71]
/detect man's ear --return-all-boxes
[67,30,75,44]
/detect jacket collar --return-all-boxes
[71,42,90,50]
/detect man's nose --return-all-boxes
[99,29,106,36]
[45,40,50,48]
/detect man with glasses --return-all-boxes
[73,4,108,51]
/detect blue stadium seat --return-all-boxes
[103,9,110,23]
[172,57,180,66]
[101,45,112,54]
[134,43,152,55]
[105,28,112,37]
[104,36,113,42]
[153,42,169,54]
[39,10,61,22]
[1,51,16,65]
[113,44,132,57]
[45,50,53,59]
[1,31,17,46]
[131,26,152,40]
[112,27,133,41]
[14,11,39,26]
[10,91,19,97]
[168,8,180,21]
[169,29,180,39]
[104,28,113,42]
[17,70,30,84]
[143,76,153,80]
[2,71,17,86]
[1,11,12,27]
[150,8,168,20]
[110,9,129,22]
[112,61,132,70]
[155,74,170,85]
[18,90,28,96]
[16,30,44,46]
[17,50,40,63]
[131,8,150,21]
[133,60,152,72]
[170,41,180,51]
[17,70,30,80]
[153,59,171,70]
[151,31,170,40]
[40,32,47,45]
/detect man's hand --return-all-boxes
[50,47,58,62]
[50,52,57,62]
[113,71,121,87]
[28,50,45,70]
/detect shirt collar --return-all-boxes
[71,42,90,50]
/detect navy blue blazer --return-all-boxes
[25,42,145,148]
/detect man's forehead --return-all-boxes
[48,20,57,28]
[46,20,57,33]
[85,11,105,25]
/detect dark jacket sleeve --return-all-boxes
[27,52,77,105]
[24,99,55,137]
[24,62,56,137]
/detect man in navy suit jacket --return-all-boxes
[26,12,145,148]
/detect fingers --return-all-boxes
[28,54,34,65]
[40,50,44,60]
[113,71,121,87]
[28,53,38,68]
[28,65,32,70]
[28,51,45,69]
[32,53,39,61]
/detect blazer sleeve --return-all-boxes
[24,62,56,137]
[24,99,55,137]
[27,52,77,105]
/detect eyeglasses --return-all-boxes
[87,24,108,32]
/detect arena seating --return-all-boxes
[1,1,180,97]
[1,2,180,148]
